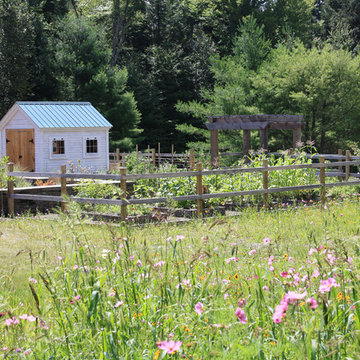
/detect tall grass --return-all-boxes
[1,199,360,359]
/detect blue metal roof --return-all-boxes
[17,102,112,128]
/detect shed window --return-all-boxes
[86,138,98,153]
[52,139,65,155]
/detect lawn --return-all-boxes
[1,198,360,359]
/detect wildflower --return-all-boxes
[284,291,307,304]
[194,302,203,315]
[237,298,247,307]
[235,307,247,324]
[108,292,116,297]
[72,265,78,270]
[306,297,318,310]
[24,349,31,355]
[248,249,257,256]
[263,237,271,245]
[269,265,275,272]
[319,278,338,293]
[157,340,182,354]
[114,301,123,308]
[263,286,269,292]
[4,317,19,326]
[2,347,7,351]
[268,256,274,265]
[153,349,161,360]
[154,261,165,267]
[176,235,185,241]
[70,295,81,304]
[29,278,37,284]
[225,257,238,264]
[14,348,22,353]
[136,260,142,267]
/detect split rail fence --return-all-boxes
[6,155,360,220]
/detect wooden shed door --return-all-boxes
[6,129,35,171]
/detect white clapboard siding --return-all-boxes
[0,103,111,172]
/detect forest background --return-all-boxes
[1,0,360,154]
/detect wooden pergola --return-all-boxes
[206,114,304,167]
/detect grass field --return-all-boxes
[1,198,360,359]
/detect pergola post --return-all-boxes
[293,127,302,148]
[210,130,219,168]
[259,128,268,151]
[243,130,251,156]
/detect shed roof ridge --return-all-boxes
[16,101,91,105]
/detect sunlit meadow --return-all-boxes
[1,198,360,359]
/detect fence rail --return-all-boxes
[6,156,360,219]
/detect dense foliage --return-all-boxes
[1,0,360,152]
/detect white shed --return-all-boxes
[0,102,112,172]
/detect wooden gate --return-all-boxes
[6,129,35,171]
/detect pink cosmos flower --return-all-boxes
[29,278,37,284]
[70,295,81,304]
[194,302,203,315]
[248,249,257,256]
[262,286,269,292]
[154,261,165,267]
[268,256,274,265]
[176,235,185,241]
[273,304,286,323]
[136,260,142,267]
[2,347,8,351]
[114,301,123,308]
[306,297,318,310]
[284,291,307,304]
[280,272,288,278]
[263,237,271,245]
[235,307,247,324]
[319,277,338,293]
[14,348,22,353]
[269,265,275,272]
[225,257,239,264]
[224,293,229,300]
[237,298,247,307]
[4,317,19,326]
[24,349,31,355]
[157,340,182,354]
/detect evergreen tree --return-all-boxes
[54,17,142,150]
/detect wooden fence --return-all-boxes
[6,156,360,220]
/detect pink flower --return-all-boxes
[154,261,165,267]
[272,305,286,323]
[176,235,185,241]
[72,265,78,270]
[248,249,257,256]
[262,286,269,292]
[224,293,229,300]
[136,260,142,267]
[4,317,19,326]
[268,255,274,265]
[194,302,203,315]
[157,340,182,354]
[26,315,36,322]
[319,278,338,293]
[235,307,247,324]
[108,292,116,297]
[269,265,275,272]
[2,347,8,351]
[280,272,288,278]
[70,295,81,304]
[14,348,22,353]
[237,298,247,307]
[263,237,271,245]
[114,301,123,308]
[225,257,238,264]
[29,278,37,284]
[284,291,307,304]
[308,248,318,256]
[306,297,318,310]
[24,349,31,355]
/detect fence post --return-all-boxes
[158,142,161,166]
[171,144,174,167]
[338,149,343,182]
[152,148,156,169]
[263,159,269,209]
[7,162,14,216]
[116,148,120,162]
[189,149,195,171]
[196,162,203,218]
[136,144,139,165]
[120,167,128,221]
[60,164,67,213]
[121,153,126,167]
[346,150,351,181]
[319,156,326,207]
